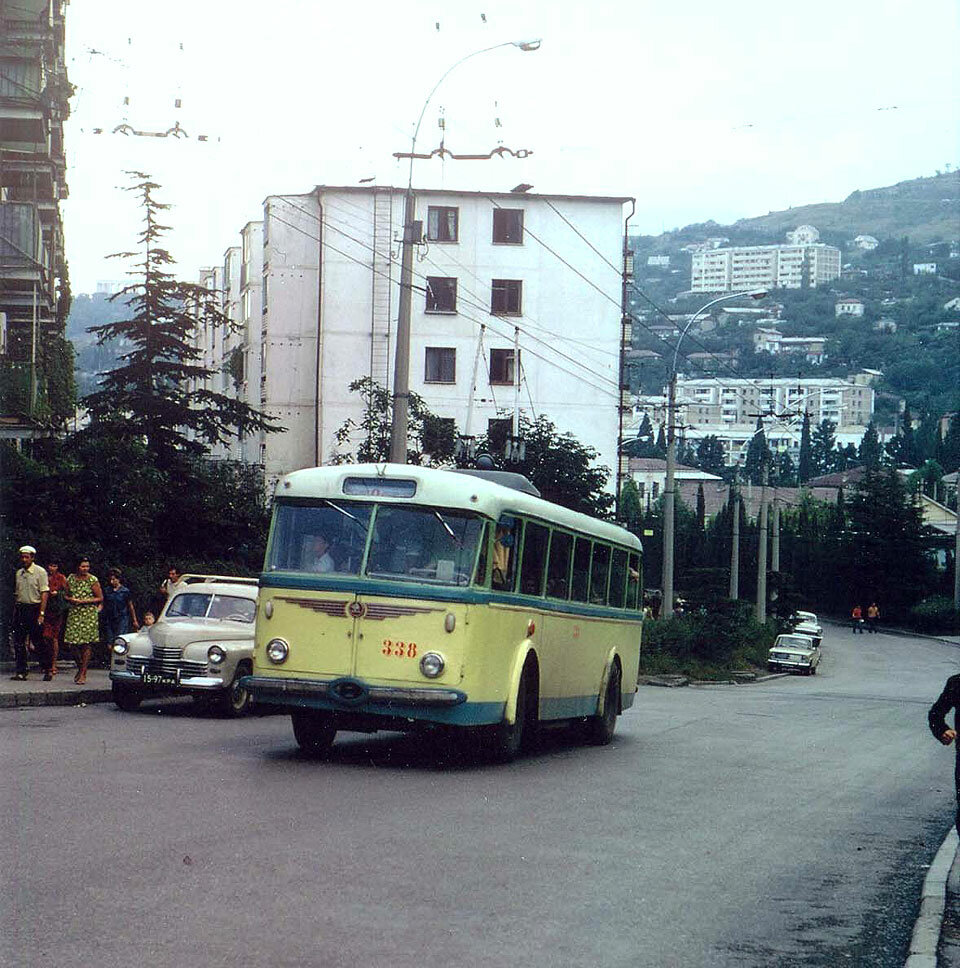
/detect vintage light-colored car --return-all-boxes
[767,632,822,675]
[792,610,823,641]
[109,576,258,714]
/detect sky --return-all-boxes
[61,0,960,293]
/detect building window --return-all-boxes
[425,276,457,313]
[491,279,522,316]
[424,347,456,384]
[492,208,524,244]
[489,348,519,385]
[426,206,459,242]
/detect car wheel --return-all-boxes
[586,662,621,746]
[485,660,537,763]
[221,663,254,717]
[811,663,818,675]
[291,710,337,754]
[112,682,142,712]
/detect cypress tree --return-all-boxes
[798,410,813,483]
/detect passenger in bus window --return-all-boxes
[306,535,335,573]
[492,520,515,589]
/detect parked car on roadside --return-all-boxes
[790,610,823,647]
[109,575,258,715]
[767,632,822,675]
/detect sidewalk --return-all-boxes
[938,838,960,967]
[0,665,113,709]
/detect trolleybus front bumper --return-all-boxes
[242,674,467,709]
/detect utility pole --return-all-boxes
[770,488,780,605]
[729,484,740,600]
[756,460,769,622]
[388,202,418,463]
[662,373,677,617]
[954,517,960,611]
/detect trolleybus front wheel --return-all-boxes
[291,710,337,755]
[485,660,538,763]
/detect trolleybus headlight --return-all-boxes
[207,645,226,665]
[266,638,289,664]
[112,638,129,656]
[419,652,445,678]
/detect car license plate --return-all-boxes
[142,671,178,687]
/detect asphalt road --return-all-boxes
[1,624,958,968]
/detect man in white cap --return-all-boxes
[11,546,49,681]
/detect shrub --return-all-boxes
[908,597,960,634]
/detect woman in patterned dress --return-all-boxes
[64,557,103,685]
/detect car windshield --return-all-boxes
[777,635,813,649]
[166,593,256,623]
[366,506,483,585]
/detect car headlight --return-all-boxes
[266,638,289,664]
[419,652,445,678]
[207,645,226,665]
[112,638,129,656]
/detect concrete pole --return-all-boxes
[770,492,780,604]
[662,374,676,617]
[729,487,740,600]
[954,517,959,611]
[756,462,769,623]
[388,188,416,464]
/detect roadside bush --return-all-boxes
[640,600,778,679]
[908,597,960,635]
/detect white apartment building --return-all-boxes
[691,236,841,293]
[204,185,632,488]
[625,376,875,467]
[835,297,865,317]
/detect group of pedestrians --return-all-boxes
[850,601,881,634]
[10,546,157,684]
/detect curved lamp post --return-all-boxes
[661,288,767,616]
[388,40,541,463]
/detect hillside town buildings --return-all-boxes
[690,226,841,293]
[191,185,633,489]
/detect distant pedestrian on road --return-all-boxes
[867,602,880,633]
[41,558,69,676]
[851,604,864,633]
[64,557,103,685]
[929,677,960,834]
[10,545,49,681]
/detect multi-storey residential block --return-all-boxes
[835,297,865,317]
[200,185,632,489]
[690,229,841,293]
[625,376,875,467]
[0,0,71,436]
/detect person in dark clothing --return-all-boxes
[928,676,960,833]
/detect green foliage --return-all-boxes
[858,421,882,467]
[620,479,643,533]
[82,172,281,462]
[811,419,837,474]
[639,601,777,678]
[744,419,770,484]
[797,411,813,483]
[332,377,448,464]
[908,597,960,634]
[476,414,614,518]
[696,435,726,476]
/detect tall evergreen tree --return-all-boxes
[859,420,882,468]
[83,173,281,461]
[697,435,726,477]
[811,419,837,474]
[744,417,770,485]
[655,424,667,456]
[942,413,960,474]
[797,410,813,483]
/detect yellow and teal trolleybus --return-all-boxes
[244,463,643,760]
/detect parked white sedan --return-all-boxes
[791,610,823,647]
[768,632,822,675]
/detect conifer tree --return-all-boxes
[859,420,882,468]
[83,172,281,462]
[744,417,770,485]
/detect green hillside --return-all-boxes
[732,171,960,244]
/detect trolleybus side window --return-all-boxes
[492,515,520,591]
[519,521,549,596]
[609,547,628,609]
[589,543,611,605]
[627,552,641,610]
[546,530,573,599]
[571,537,591,602]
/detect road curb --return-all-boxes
[0,687,112,709]
[906,826,958,967]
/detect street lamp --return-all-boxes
[388,40,541,464]
[661,288,767,616]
